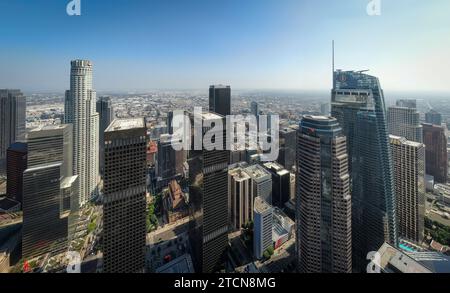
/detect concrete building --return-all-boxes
[244,164,272,204]
[423,123,448,183]
[0,89,26,176]
[296,115,352,273]
[103,118,147,273]
[228,165,252,230]
[64,60,100,206]
[188,111,229,273]
[6,142,27,204]
[253,197,273,259]
[272,207,294,250]
[387,104,422,143]
[389,135,426,243]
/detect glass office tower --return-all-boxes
[331,70,398,271]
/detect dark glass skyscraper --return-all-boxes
[0,89,26,176]
[188,111,229,273]
[22,125,76,259]
[331,70,398,271]
[296,116,352,273]
[103,118,147,273]
[209,85,231,116]
[6,142,27,204]
[96,96,114,175]
[422,123,448,183]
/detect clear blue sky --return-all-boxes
[1,0,450,93]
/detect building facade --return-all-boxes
[96,96,114,175]
[253,196,273,259]
[263,162,290,209]
[22,125,76,259]
[209,85,231,116]
[103,118,147,273]
[387,104,423,143]
[296,116,352,273]
[422,123,448,183]
[425,110,442,126]
[65,60,100,206]
[6,142,27,204]
[244,164,272,205]
[188,111,229,273]
[389,135,425,243]
[228,166,252,230]
[331,70,397,271]
[0,89,26,176]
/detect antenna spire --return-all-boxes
[332,40,335,88]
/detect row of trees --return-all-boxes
[147,193,163,233]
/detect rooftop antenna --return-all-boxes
[332,40,335,89]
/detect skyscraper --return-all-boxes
[157,134,177,180]
[423,123,448,183]
[65,60,100,206]
[296,116,352,273]
[209,85,231,116]
[253,196,273,260]
[263,162,290,209]
[103,118,147,273]
[251,101,259,120]
[331,70,397,271]
[188,111,229,273]
[320,102,331,116]
[278,127,297,171]
[6,142,27,204]
[0,89,26,175]
[228,165,252,230]
[388,103,423,143]
[390,135,425,243]
[425,109,442,126]
[96,96,114,175]
[22,125,77,259]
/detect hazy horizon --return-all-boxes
[2,0,450,94]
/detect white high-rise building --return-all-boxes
[64,60,99,206]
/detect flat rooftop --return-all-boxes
[200,112,223,121]
[244,164,271,181]
[29,124,68,132]
[389,135,424,147]
[254,197,272,214]
[61,175,78,189]
[229,168,251,181]
[106,118,145,132]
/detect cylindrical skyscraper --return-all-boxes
[296,116,352,273]
[65,60,100,206]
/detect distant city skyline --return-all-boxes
[1,0,450,93]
